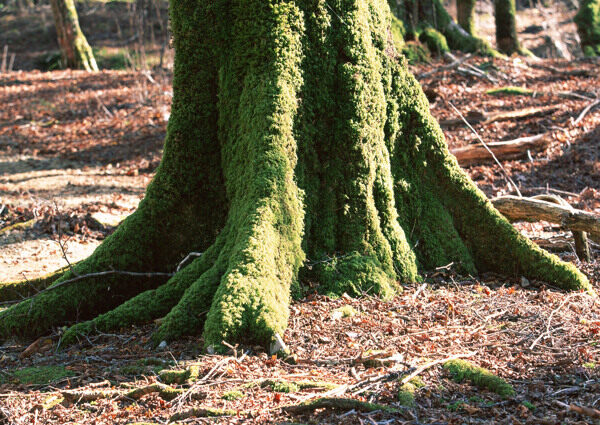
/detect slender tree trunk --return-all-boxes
[0,0,590,350]
[49,0,98,71]
[457,0,476,35]
[494,0,522,55]
[575,0,600,56]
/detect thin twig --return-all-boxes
[400,352,476,385]
[529,293,578,350]
[573,98,600,126]
[447,101,522,197]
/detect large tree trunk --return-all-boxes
[0,0,591,350]
[494,0,524,55]
[49,0,98,71]
[457,0,476,35]
[575,0,600,56]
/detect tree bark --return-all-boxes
[457,0,476,35]
[575,0,600,56]
[494,0,522,55]
[49,0,98,71]
[0,0,591,350]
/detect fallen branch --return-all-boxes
[573,98,600,126]
[447,102,521,197]
[554,400,600,419]
[400,352,476,385]
[417,53,472,79]
[283,398,402,415]
[492,195,600,244]
[440,105,559,127]
[450,133,551,166]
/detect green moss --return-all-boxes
[314,253,399,299]
[333,305,358,318]
[522,401,536,410]
[12,366,75,385]
[221,390,245,400]
[94,47,131,70]
[444,359,515,398]
[50,0,98,70]
[418,27,449,55]
[0,265,71,303]
[401,41,431,64]
[457,0,476,35]
[397,382,416,407]
[575,0,600,56]
[159,365,200,384]
[487,86,534,96]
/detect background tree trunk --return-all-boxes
[457,0,476,35]
[494,0,522,55]
[574,0,600,56]
[49,0,98,71]
[389,0,496,58]
[0,0,590,350]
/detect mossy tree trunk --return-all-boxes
[388,0,496,57]
[575,0,600,56]
[457,0,476,35]
[0,0,591,350]
[494,0,523,55]
[50,0,98,71]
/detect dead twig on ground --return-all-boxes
[447,101,522,197]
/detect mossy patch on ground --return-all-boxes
[486,86,534,96]
[444,359,515,398]
[9,365,75,385]
[221,390,244,401]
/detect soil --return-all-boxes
[1,2,600,425]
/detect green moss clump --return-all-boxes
[402,41,431,64]
[159,369,191,384]
[575,0,600,56]
[333,305,358,318]
[0,265,71,303]
[272,381,300,393]
[221,390,245,401]
[12,366,75,385]
[418,27,449,55]
[397,382,416,407]
[486,86,534,96]
[444,359,515,398]
[315,253,399,299]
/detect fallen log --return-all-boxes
[492,195,600,260]
[450,133,551,166]
[440,105,559,127]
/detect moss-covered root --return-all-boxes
[154,0,305,349]
[0,0,227,342]
[575,0,600,56]
[444,359,515,398]
[457,0,476,35]
[284,398,402,415]
[0,265,71,303]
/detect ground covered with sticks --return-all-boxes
[1,56,599,424]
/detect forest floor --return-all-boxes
[1,43,600,425]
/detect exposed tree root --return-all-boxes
[0,265,71,303]
[61,382,206,404]
[0,0,592,349]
